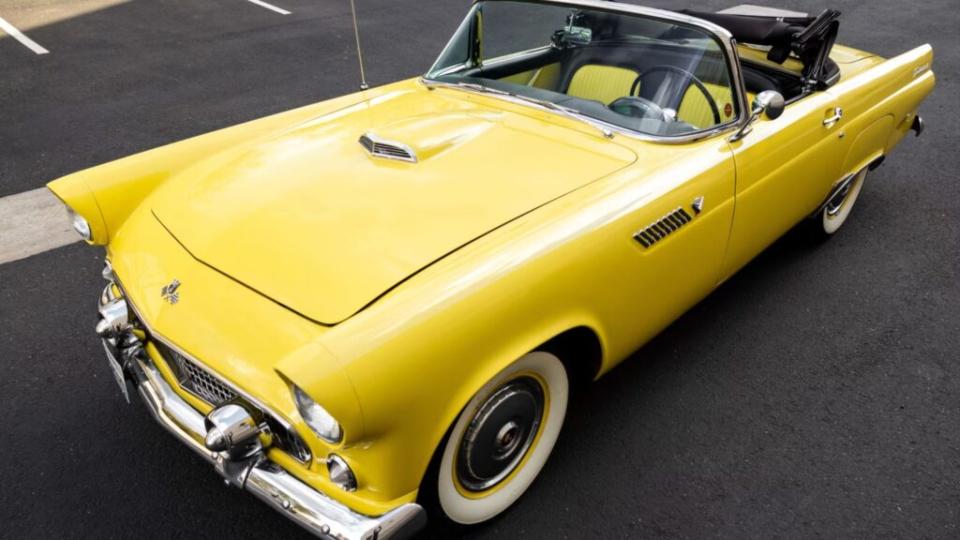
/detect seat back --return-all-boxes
[566,64,638,105]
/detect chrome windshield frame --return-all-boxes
[422,0,751,144]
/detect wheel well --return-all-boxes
[536,326,603,387]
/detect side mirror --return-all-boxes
[730,90,785,142]
[754,90,785,120]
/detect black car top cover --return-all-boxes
[678,9,841,87]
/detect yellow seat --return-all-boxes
[678,84,758,128]
[566,65,639,105]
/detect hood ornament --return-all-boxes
[161,279,181,305]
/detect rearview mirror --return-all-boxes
[730,90,785,142]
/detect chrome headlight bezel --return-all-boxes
[293,385,343,444]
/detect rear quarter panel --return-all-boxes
[829,45,935,176]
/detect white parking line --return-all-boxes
[0,16,50,55]
[0,188,78,265]
[245,0,291,15]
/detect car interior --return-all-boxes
[431,4,840,137]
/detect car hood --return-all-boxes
[152,85,636,324]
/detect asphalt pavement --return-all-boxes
[1,0,958,538]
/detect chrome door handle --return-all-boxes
[823,107,844,127]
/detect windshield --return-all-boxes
[426,1,741,138]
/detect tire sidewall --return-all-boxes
[436,351,569,525]
[821,168,867,235]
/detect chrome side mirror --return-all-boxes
[754,90,785,120]
[730,90,785,142]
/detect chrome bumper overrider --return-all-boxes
[96,279,425,540]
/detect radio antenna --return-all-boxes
[348,0,369,90]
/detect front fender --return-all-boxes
[46,90,375,244]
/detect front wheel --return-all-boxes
[424,351,569,526]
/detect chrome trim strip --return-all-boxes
[421,79,739,144]
[480,44,555,69]
[424,0,749,144]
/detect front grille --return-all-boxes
[152,341,312,463]
[176,352,238,406]
[155,342,238,405]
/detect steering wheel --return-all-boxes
[628,65,721,125]
[608,96,668,122]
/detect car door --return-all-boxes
[720,90,847,281]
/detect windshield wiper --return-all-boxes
[423,78,615,139]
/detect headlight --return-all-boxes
[293,386,342,443]
[67,208,92,241]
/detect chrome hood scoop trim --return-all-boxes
[359,132,418,163]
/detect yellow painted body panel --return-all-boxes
[48,38,934,518]
[722,45,934,281]
[150,87,635,324]
[737,42,885,81]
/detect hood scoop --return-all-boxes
[359,132,417,163]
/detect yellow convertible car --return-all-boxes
[49,1,934,538]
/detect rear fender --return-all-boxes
[830,44,935,179]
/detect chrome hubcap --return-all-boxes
[456,377,544,492]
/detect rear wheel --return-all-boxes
[422,351,569,526]
[804,167,868,239]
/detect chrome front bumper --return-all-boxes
[97,281,425,540]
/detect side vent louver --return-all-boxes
[359,132,418,163]
[633,207,693,248]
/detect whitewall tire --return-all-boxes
[435,351,569,525]
[819,167,867,235]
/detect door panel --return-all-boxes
[721,91,846,281]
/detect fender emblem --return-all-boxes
[691,196,705,215]
[161,279,181,305]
